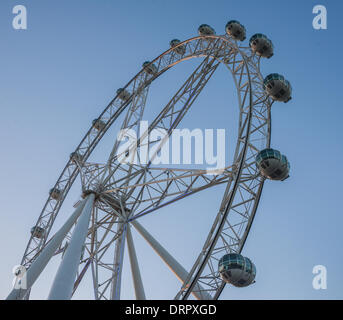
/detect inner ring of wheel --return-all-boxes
[21,35,271,300]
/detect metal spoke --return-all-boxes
[126,224,146,300]
[132,221,211,300]
[110,222,127,300]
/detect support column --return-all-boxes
[126,224,145,300]
[110,222,126,300]
[48,193,95,300]
[6,198,87,300]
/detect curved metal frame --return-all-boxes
[18,34,272,300]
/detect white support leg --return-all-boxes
[126,224,146,300]
[48,193,95,300]
[6,198,88,300]
[110,222,126,300]
[131,221,211,300]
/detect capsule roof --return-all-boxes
[199,24,211,28]
[219,253,256,275]
[219,253,242,266]
[70,152,82,160]
[117,88,130,95]
[249,33,273,47]
[31,226,44,232]
[198,24,216,35]
[226,20,240,24]
[256,148,290,169]
[256,148,281,162]
[225,20,245,29]
[170,39,181,45]
[263,73,291,90]
[264,73,285,82]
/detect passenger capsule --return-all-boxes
[49,187,61,200]
[263,73,292,103]
[92,118,106,131]
[70,152,83,163]
[256,148,290,181]
[249,34,273,58]
[225,20,246,41]
[31,226,45,239]
[218,253,256,287]
[116,88,131,101]
[170,39,186,55]
[142,61,158,75]
[198,24,216,36]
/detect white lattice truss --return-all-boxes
[17,34,272,300]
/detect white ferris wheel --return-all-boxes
[7,21,292,300]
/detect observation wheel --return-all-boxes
[8,21,292,300]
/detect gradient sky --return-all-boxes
[1,0,343,300]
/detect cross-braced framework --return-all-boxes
[10,33,274,300]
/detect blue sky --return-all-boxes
[1,0,343,299]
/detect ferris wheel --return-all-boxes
[7,20,292,300]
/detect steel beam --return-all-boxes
[48,194,95,300]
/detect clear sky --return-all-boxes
[1,0,343,300]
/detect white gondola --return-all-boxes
[249,33,273,58]
[198,24,216,36]
[117,88,131,101]
[31,226,45,239]
[92,118,106,131]
[170,39,186,55]
[225,20,246,41]
[218,253,256,287]
[263,73,292,103]
[142,61,158,75]
[256,148,290,181]
[70,152,82,164]
[49,187,61,200]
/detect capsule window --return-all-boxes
[281,155,288,165]
[245,258,252,273]
[237,256,245,267]
[260,150,268,158]
[252,265,256,276]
